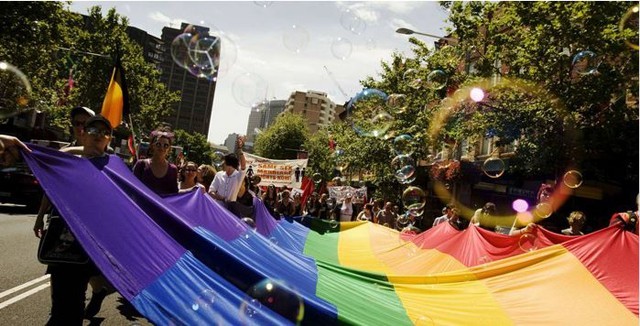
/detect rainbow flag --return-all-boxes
[23,145,638,325]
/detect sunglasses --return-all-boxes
[72,120,86,128]
[85,127,111,137]
[184,168,197,172]
[154,142,170,149]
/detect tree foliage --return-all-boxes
[254,112,309,159]
[0,3,179,139]
[173,129,213,166]
[355,1,638,190]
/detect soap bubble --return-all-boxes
[425,70,447,90]
[482,157,506,178]
[326,197,336,210]
[403,69,422,89]
[518,233,538,252]
[170,33,195,69]
[212,151,225,169]
[240,279,304,324]
[0,62,31,119]
[402,186,427,213]
[620,5,639,50]
[241,217,256,229]
[562,170,583,189]
[232,72,269,107]
[211,28,237,77]
[312,172,323,184]
[393,134,414,156]
[283,24,310,53]
[386,94,408,113]
[572,50,599,75]
[331,37,353,60]
[333,149,349,172]
[191,289,217,312]
[347,89,393,138]
[188,35,220,80]
[533,202,553,219]
[391,155,416,184]
[340,9,366,35]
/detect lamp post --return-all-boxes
[395,28,458,44]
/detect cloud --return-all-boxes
[369,2,427,15]
[148,11,185,29]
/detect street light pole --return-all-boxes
[395,28,459,44]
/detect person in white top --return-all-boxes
[433,204,455,227]
[337,195,355,222]
[209,136,246,206]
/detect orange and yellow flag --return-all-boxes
[100,60,129,128]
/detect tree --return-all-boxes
[0,3,179,140]
[357,1,638,192]
[68,6,180,136]
[173,129,213,166]
[254,112,309,159]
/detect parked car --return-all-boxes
[0,162,43,211]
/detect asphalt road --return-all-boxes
[0,204,152,325]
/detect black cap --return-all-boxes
[84,115,113,133]
[70,106,96,119]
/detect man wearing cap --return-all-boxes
[69,106,96,146]
[35,106,96,237]
[40,115,113,325]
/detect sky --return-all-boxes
[69,1,451,145]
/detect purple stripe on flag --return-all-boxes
[23,145,185,299]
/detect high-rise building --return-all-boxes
[245,99,286,143]
[125,22,217,135]
[282,91,343,133]
[224,132,239,153]
[158,23,217,135]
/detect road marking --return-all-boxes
[0,275,50,300]
[0,283,50,310]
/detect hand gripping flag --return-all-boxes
[101,59,130,129]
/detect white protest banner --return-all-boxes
[327,186,368,204]
[244,153,308,188]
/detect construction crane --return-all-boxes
[323,65,350,99]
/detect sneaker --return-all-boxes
[84,288,108,319]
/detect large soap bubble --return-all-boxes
[331,37,353,60]
[283,24,310,53]
[340,9,366,35]
[391,154,416,184]
[347,89,393,138]
[0,62,31,119]
[425,70,447,90]
[620,5,639,50]
[232,72,269,107]
[571,50,599,76]
[402,186,427,214]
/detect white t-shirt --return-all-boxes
[209,169,245,203]
[340,202,353,221]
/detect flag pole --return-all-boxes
[128,115,138,161]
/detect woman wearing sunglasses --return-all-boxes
[132,126,179,195]
[179,161,206,193]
